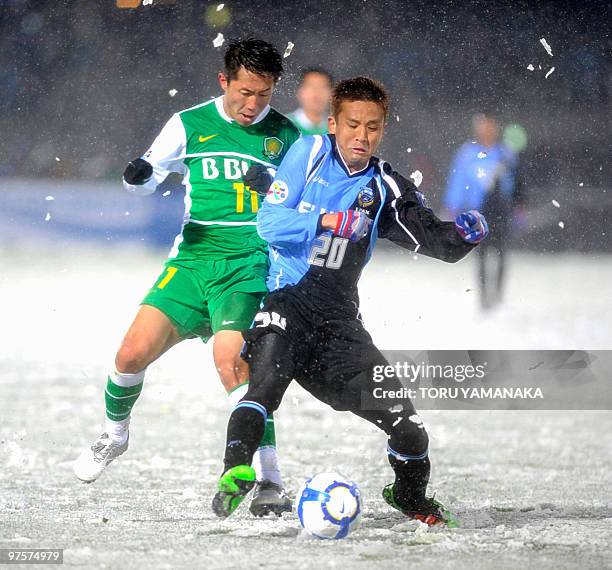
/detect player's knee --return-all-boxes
[236,333,294,414]
[214,353,239,385]
[115,341,150,374]
[247,332,293,373]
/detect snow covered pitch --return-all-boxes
[1,246,611,569]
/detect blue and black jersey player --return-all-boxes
[213,77,489,526]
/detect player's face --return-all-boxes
[297,72,332,117]
[474,117,500,147]
[219,67,275,126]
[328,100,386,172]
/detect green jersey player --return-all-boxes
[73,38,300,516]
[288,68,333,135]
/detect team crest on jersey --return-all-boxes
[263,137,284,159]
[357,186,375,208]
[266,180,289,204]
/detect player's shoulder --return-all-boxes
[176,97,217,118]
[376,160,427,203]
[455,141,479,160]
[499,143,517,165]
[286,134,332,169]
[264,107,300,137]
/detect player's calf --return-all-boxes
[73,369,144,482]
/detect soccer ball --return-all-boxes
[295,472,362,539]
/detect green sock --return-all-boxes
[259,414,277,448]
[105,375,143,421]
[227,382,277,449]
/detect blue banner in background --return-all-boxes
[0,178,186,249]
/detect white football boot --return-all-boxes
[73,432,128,482]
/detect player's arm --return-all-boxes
[378,166,486,263]
[257,137,321,247]
[122,113,186,196]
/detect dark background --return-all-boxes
[1,0,610,250]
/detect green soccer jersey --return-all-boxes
[288,108,328,135]
[124,96,300,259]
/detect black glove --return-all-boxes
[123,158,153,185]
[243,163,274,196]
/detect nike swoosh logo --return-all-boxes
[199,134,219,143]
[221,320,236,325]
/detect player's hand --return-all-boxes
[123,158,153,185]
[333,210,373,242]
[244,163,275,196]
[455,210,489,244]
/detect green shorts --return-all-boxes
[141,252,268,342]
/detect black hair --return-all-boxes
[224,38,283,83]
[331,76,389,119]
[300,67,333,85]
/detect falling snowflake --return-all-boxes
[558,221,565,229]
[477,151,487,159]
[410,170,423,188]
[45,212,51,221]
[162,190,171,197]
[45,195,54,201]
[540,38,553,57]
[477,167,486,178]
[406,147,412,153]
[143,0,153,5]
[216,3,224,10]
[552,199,560,208]
[213,33,224,48]
[578,182,584,187]
[527,64,535,71]
[55,157,61,162]
[283,42,294,58]
[392,417,403,427]
[168,88,178,97]
[395,115,400,122]
[545,67,555,79]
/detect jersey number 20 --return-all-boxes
[308,235,348,269]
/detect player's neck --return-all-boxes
[335,144,369,174]
[303,108,325,126]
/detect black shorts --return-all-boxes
[243,279,391,411]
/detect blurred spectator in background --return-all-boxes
[443,113,525,310]
[288,68,333,135]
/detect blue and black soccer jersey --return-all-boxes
[443,141,517,213]
[258,134,475,299]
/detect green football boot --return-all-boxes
[212,465,257,518]
[382,483,460,528]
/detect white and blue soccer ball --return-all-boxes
[295,472,362,539]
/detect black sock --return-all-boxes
[388,454,431,506]
[223,407,266,473]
